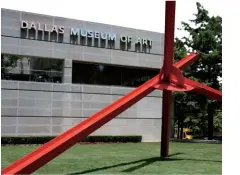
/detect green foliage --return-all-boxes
[180,2,222,89]
[213,110,222,132]
[1,54,21,73]
[1,54,29,75]
[1,136,142,145]
[173,2,222,136]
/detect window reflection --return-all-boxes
[1,54,64,83]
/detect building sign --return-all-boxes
[20,21,153,52]
[70,28,116,41]
[21,21,64,34]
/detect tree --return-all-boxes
[1,54,30,78]
[1,54,23,76]
[173,2,222,139]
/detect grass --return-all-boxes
[1,142,222,174]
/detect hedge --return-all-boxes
[1,135,142,145]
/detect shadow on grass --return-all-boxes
[67,152,221,174]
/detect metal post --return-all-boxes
[161,1,176,81]
[161,90,173,157]
[160,1,176,157]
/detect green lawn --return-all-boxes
[1,142,222,174]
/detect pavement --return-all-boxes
[170,138,222,144]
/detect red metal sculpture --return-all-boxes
[1,1,222,174]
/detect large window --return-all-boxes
[72,61,158,87]
[1,54,64,83]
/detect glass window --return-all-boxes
[72,61,158,87]
[1,54,64,83]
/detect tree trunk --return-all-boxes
[20,59,24,74]
[207,103,214,140]
[177,119,180,139]
[180,122,184,139]
[180,113,184,139]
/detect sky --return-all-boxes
[1,0,222,39]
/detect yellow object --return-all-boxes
[174,128,193,139]
[183,128,193,139]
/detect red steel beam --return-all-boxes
[1,74,160,175]
[168,76,222,101]
[160,90,172,157]
[161,1,176,81]
[174,53,200,70]
[172,56,221,101]
[173,54,221,101]
[160,0,176,158]
[184,78,222,102]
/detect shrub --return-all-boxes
[1,135,142,145]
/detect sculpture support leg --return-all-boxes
[161,90,172,157]
[160,1,176,157]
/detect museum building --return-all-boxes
[1,8,172,142]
